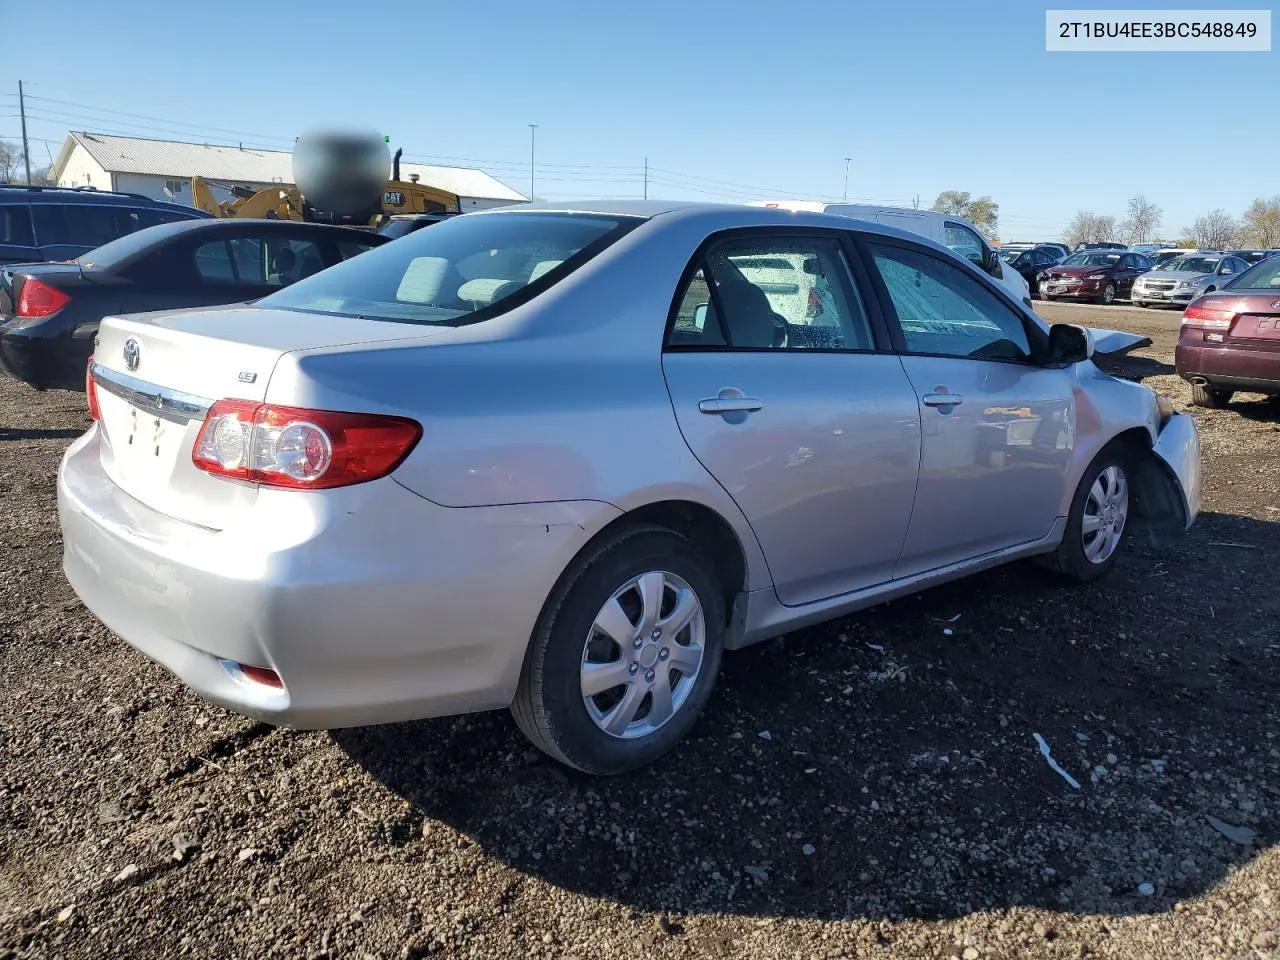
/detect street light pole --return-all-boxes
[843,157,852,203]
[528,124,538,201]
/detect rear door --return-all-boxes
[662,229,921,605]
[861,238,1075,578]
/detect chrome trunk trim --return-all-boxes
[89,363,213,425]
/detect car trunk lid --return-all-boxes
[90,305,446,529]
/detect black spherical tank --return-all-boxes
[292,131,390,218]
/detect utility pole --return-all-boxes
[19,81,32,185]
[643,157,648,200]
[842,157,852,202]
[528,123,537,201]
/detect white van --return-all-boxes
[748,201,1031,305]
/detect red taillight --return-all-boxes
[192,400,422,489]
[1182,304,1238,329]
[16,278,70,318]
[86,357,102,420]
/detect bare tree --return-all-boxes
[930,190,1000,239]
[1241,196,1280,248]
[1119,195,1162,245]
[26,166,52,187]
[1063,211,1117,248]
[0,140,24,184]
[1185,210,1242,250]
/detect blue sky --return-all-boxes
[2,0,1274,240]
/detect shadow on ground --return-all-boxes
[339,511,1278,923]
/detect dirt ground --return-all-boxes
[1,301,1278,960]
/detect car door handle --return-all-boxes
[922,393,964,408]
[699,397,763,415]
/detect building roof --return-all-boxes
[51,132,527,202]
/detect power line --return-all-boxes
[23,94,294,146]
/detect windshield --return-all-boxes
[1162,256,1217,273]
[1001,250,1025,262]
[259,212,638,325]
[1226,257,1280,289]
[1063,253,1120,267]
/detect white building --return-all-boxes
[50,131,528,211]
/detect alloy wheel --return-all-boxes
[580,570,705,739]
[1081,464,1129,564]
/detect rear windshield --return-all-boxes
[1227,258,1280,289]
[260,212,639,325]
[74,222,177,269]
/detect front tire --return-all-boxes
[1101,283,1117,305]
[511,525,725,775]
[1044,447,1132,583]
[1191,383,1233,408]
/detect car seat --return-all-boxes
[269,247,298,285]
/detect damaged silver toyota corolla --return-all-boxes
[57,202,1200,774]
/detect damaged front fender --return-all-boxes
[1132,412,1201,542]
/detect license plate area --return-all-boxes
[1233,314,1280,340]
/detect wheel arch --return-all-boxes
[1104,426,1190,545]
[577,500,753,630]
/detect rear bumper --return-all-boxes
[58,427,621,729]
[0,323,89,391]
[1175,342,1280,395]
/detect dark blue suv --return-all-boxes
[0,184,209,266]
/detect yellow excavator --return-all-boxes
[191,146,461,226]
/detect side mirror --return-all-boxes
[802,257,821,275]
[1047,323,1093,366]
[983,247,1002,276]
[692,303,709,330]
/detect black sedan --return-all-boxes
[0,218,387,391]
[1000,245,1062,298]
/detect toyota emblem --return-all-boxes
[123,338,140,372]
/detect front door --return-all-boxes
[863,239,1075,578]
[662,231,921,606]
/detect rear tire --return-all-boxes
[1101,283,1117,305]
[511,525,725,775]
[1043,445,1132,583]
[1191,383,1233,408]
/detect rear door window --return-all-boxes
[0,204,34,246]
[31,205,69,245]
[64,206,126,247]
[193,240,237,282]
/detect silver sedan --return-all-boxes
[1132,253,1250,307]
[58,202,1201,774]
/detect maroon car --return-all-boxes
[1175,256,1280,408]
[1040,250,1153,305]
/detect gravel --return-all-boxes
[2,301,1278,959]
